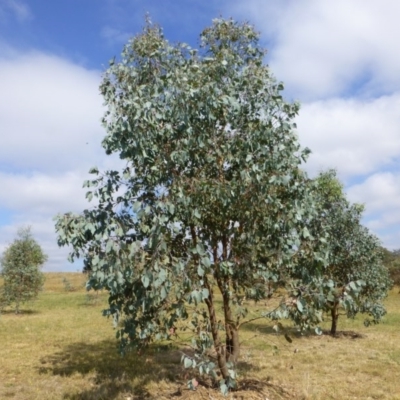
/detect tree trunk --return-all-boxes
[225,324,240,363]
[189,227,231,379]
[219,235,240,364]
[222,290,240,363]
[15,299,20,314]
[330,301,339,335]
[203,277,230,380]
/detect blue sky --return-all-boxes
[0,0,399,271]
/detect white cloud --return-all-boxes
[0,164,122,272]
[296,94,400,178]
[0,171,90,214]
[0,52,106,173]
[347,172,400,250]
[347,173,400,215]
[0,49,126,271]
[231,0,400,100]
[0,170,94,271]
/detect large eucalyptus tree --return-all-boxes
[55,18,326,392]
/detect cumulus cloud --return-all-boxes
[0,162,123,271]
[0,168,118,272]
[347,172,400,250]
[0,49,125,271]
[231,0,400,100]
[0,52,107,173]
[0,170,98,272]
[0,171,90,214]
[296,94,400,178]
[348,173,400,214]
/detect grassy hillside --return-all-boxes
[0,273,399,399]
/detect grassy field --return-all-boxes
[0,273,399,399]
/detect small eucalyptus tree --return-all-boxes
[289,171,392,335]
[0,227,47,313]
[55,19,326,392]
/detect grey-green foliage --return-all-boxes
[62,277,76,292]
[283,170,392,335]
[0,227,47,313]
[55,18,326,392]
[381,247,400,286]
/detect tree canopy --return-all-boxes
[286,171,392,335]
[0,227,47,313]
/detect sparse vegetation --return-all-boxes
[62,276,77,292]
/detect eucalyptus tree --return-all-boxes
[290,171,392,335]
[55,18,326,392]
[0,227,47,313]
[324,204,390,335]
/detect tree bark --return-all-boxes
[330,301,339,335]
[220,288,240,363]
[219,234,240,364]
[225,322,240,363]
[203,276,230,379]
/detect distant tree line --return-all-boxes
[381,248,400,287]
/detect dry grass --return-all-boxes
[0,273,399,399]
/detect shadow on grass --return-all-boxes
[321,330,365,339]
[37,338,279,400]
[240,321,302,337]
[240,322,277,335]
[0,309,40,315]
[241,321,366,342]
[38,339,183,400]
